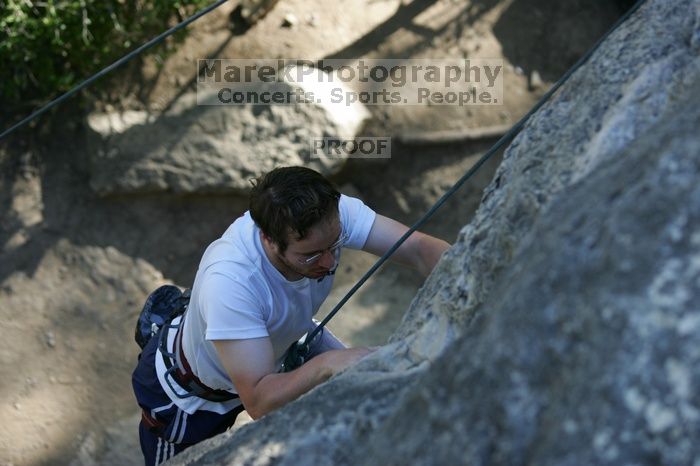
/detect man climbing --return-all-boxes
[132,166,451,465]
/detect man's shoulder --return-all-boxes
[201,213,262,269]
[197,261,271,315]
[202,254,268,292]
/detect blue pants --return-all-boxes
[132,334,243,466]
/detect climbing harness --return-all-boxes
[135,284,238,401]
[158,312,239,402]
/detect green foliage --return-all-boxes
[0,0,210,105]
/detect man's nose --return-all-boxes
[317,249,336,269]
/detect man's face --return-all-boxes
[274,214,343,280]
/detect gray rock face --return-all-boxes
[170,0,700,464]
[87,70,369,195]
[367,75,700,466]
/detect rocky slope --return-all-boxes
[170,0,700,464]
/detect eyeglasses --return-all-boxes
[297,231,349,265]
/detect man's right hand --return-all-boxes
[318,347,377,376]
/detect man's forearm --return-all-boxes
[417,234,451,277]
[245,347,372,419]
[246,353,332,419]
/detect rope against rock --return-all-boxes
[287,0,648,370]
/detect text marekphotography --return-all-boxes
[197,59,504,106]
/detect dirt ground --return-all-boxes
[0,1,628,464]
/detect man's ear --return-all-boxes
[260,231,280,254]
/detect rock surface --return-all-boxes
[169,0,700,464]
[86,68,370,195]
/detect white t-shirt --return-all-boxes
[156,194,376,414]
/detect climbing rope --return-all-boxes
[284,0,648,371]
[0,0,229,141]
[0,0,646,367]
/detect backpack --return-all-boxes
[134,285,190,349]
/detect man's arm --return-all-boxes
[213,337,372,419]
[362,214,451,278]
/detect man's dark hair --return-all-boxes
[249,166,341,252]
